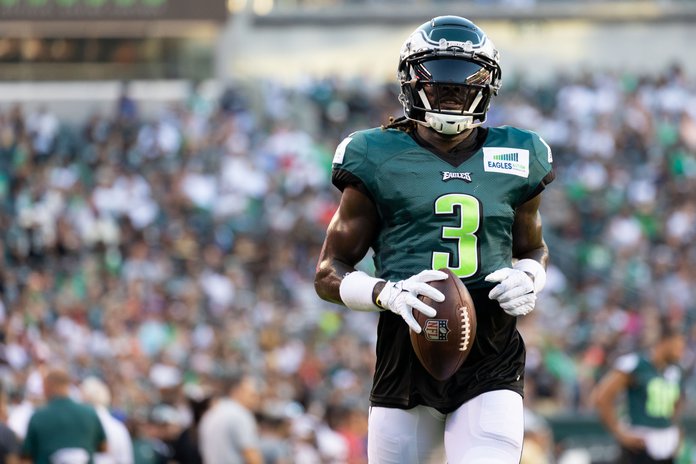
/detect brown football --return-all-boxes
[410,268,477,381]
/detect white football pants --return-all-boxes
[367,389,524,464]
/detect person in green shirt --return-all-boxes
[21,368,107,464]
[593,320,686,464]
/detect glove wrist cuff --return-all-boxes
[376,281,401,310]
[339,271,385,312]
[513,259,546,293]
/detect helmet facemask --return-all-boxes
[397,16,502,136]
[399,55,499,135]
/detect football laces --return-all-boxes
[459,305,471,352]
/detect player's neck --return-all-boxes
[651,349,668,370]
[416,125,476,153]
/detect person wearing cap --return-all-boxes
[21,368,106,464]
[171,384,212,464]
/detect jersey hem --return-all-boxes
[369,384,524,415]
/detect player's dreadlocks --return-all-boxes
[382,116,417,133]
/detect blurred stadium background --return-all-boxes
[0,0,696,463]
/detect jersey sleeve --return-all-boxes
[614,353,640,375]
[331,132,376,200]
[523,133,555,202]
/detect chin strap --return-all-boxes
[417,86,486,135]
[424,112,478,135]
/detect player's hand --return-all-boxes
[376,270,448,333]
[485,268,536,316]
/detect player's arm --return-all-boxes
[485,194,548,316]
[97,440,107,453]
[592,369,646,451]
[672,389,687,445]
[242,448,263,464]
[315,186,446,333]
[511,194,548,268]
[315,185,380,304]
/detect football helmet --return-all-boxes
[398,16,502,135]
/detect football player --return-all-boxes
[315,16,554,463]
[592,320,686,464]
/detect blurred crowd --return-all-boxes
[278,0,696,7]
[0,64,694,462]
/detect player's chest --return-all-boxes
[374,151,525,219]
[635,364,682,389]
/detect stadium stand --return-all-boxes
[0,65,694,462]
[0,1,695,463]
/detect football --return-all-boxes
[410,268,477,381]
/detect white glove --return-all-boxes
[376,270,448,333]
[485,259,545,317]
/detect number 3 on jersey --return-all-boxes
[431,193,481,278]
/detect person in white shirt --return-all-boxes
[8,369,45,441]
[80,377,134,464]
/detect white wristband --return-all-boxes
[339,271,385,312]
[513,259,547,293]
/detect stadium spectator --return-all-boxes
[198,373,263,464]
[7,373,43,442]
[146,404,181,463]
[170,384,212,464]
[127,409,171,464]
[0,384,20,464]
[80,376,134,464]
[21,368,106,464]
[0,57,693,462]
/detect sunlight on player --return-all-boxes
[315,16,554,463]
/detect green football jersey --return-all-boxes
[22,397,106,464]
[332,126,553,288]
[615,353,683,429]
[331,125,554,411]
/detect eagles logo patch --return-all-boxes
[441,171,472,183]
[424,319,450,342]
